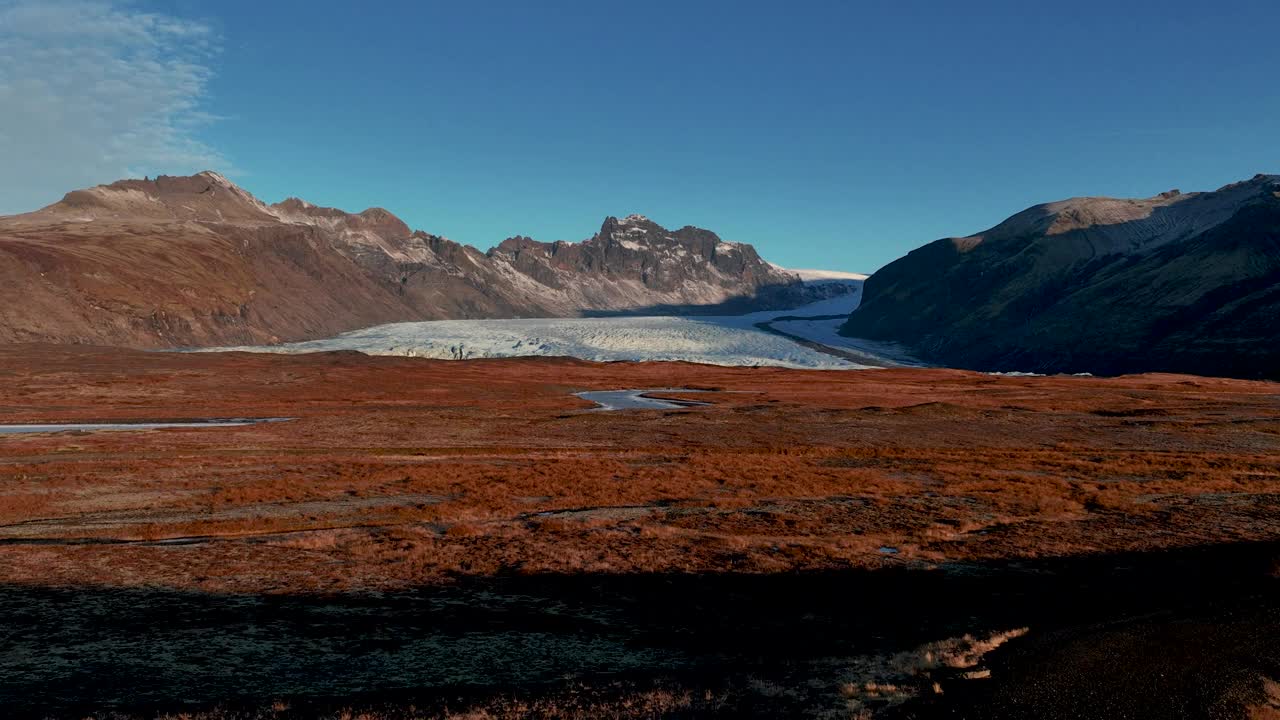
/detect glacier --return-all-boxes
[209,278,919,370]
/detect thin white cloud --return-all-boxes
[0,0,231,213]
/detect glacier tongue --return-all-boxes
[206,282,910,370]
[214,315,871,369]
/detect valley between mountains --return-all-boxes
[1,173,1278,719]
[3,172,1277,378]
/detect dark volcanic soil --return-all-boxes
[0,346,1277,718]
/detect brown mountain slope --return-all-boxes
[842,174,1280,379]
[0,172,839,348]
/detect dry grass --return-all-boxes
[0,349,1276,719]
[0,491,56,522]
[0,346,1276,592]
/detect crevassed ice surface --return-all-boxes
[210,280,916,370]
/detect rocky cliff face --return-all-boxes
[842,174,1280,378]
[0,172,842,348]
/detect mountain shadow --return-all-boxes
[3,541,1276,718]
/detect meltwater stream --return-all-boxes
[574,389,713,411]
[0,418,293,435]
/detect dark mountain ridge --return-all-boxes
[842,174,1280,379]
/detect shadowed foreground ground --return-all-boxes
[1,543,1277,719]
[0,346,1277,718]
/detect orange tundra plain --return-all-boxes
[0,345,1277,719]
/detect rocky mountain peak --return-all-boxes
[1248,173,1280,196]
[194,170,238,188]
[598,213,663,239]
[952,173,1280,258]
[353,207,411,238]
[38,171,278,223]
[269,199,411,243]
[491,235,546,256]
[0,172,854,349]
[273,197,345,219]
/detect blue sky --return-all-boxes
[4,1,1278,271]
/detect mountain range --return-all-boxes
[843,174,1280,378]
[0,172,844,348]
[7,171,1278,379]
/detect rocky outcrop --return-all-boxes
[842,174,1280,379]
[0,172,842,348]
